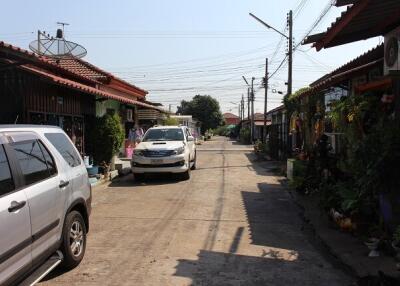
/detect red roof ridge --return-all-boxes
[0,40,99,84]
[0,40,147,95]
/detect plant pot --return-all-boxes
[364,238,380,257]
[391,242,400,260]
[87,166,99,176]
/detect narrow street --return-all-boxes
[41,137,351,286]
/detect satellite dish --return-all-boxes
[29,27,87,59]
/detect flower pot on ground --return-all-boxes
[364,238,380,257]
[392,226,400,260]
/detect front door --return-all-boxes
[0,143,32,285]
[8,137,63,265]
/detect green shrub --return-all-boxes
[91,114,124,165]
[164,117,179,126]
[240,128,251,144]
[215,126,229,136]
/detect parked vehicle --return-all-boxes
[131,126,196,180]
[0,125,91,286]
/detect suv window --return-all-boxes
[38,140,57,176]
[45,133,81,167]
[0,145,15,196]
[11,140,54,186]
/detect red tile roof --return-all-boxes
[223,112,239,119]
[0,41,98,84]
[0,40,156,109]
[0,41,148,95]
[47,58,109,82]
[20,65,163,111]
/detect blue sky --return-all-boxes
[1,0,381,114]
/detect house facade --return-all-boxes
[0,41,164,155]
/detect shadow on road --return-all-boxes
[241,183,304,250]
[108,174,184,187]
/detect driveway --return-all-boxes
[41,136,352,286]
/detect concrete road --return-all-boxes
[41,137,352,286]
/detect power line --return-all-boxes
[294,0,335,51]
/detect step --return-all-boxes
[20,251,63,286]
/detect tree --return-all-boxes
[178,95,223,133]
[164,117,179,126]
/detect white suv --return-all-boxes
[131,126,196,180]
[0,125,91,286]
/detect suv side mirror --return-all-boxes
[188,136,194,142]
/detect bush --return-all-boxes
[91,114,124,165]
[214,126,230,136]
[240,128,251,144]
[254,140,269,154]
[164,117,179,126]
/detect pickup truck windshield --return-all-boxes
[143,128,184,142]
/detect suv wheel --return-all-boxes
[60,211,87,269]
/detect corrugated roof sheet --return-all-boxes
[303,0,400,50]
[297,44,384,98]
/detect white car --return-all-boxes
[131,126,196,180]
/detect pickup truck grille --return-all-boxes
[142,150,175,157]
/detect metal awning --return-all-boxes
[303,0,400,50]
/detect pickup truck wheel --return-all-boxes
[181,159,191,180]
[60,210,87,270]
[190,152,197,170]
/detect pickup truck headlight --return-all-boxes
[135,149,145,156]
[173,146,185,155]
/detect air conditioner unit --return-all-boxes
[384,27,400,76]
[126,109,133,122]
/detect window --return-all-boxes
[0,145,14,196]
[142,128,184,142]
[11,140,52,186]
[45,133,81,167]
[38,140,57,176]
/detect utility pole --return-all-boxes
[263,58,268,143]
[249,11,293,97]
[287,10,293,97]
[241,94,245,120]
[251,77,255,143]
[247,88,250,121]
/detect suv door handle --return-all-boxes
[59,180,70,188]
[8,201,26,212]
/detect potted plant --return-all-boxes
[99,161,110,179]
[254,140,262,153]
[364,225,382,257]
[391,226,400,260]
